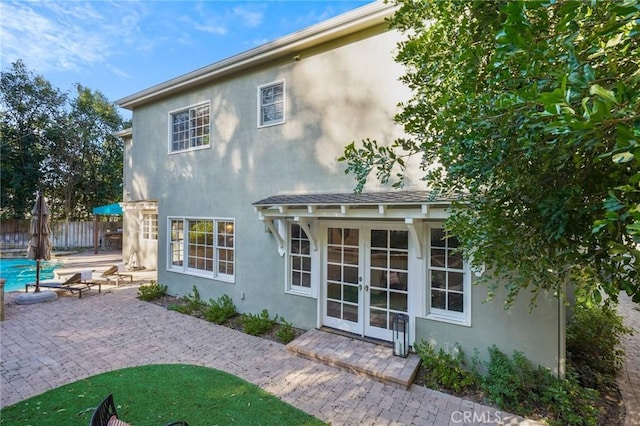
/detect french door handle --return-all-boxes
[359,284,363,291]
[364,285,369,292]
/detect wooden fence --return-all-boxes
[0,219,123,250]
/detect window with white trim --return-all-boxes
[142,213,158,240]
[288,223,311,293]
[170,102,210,153]
[168,217,234,281]
[427,226,470,325]
[258,81,285,127]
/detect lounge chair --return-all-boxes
[25,269,100,299]
[90,393,189,426]
[101,263,133,286]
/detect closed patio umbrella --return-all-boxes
[26,192,52,292]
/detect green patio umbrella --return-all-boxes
[26,192,52,292]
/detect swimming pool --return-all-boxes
[0,258,62,293]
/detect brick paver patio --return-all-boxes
[2,251,637,425]
[0,285,537,425]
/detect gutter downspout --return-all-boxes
[558,281,567,379]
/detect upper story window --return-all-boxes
[258,81,285,127]
[170,102,210,153]
[426,226,470,326]
[142,213,158,240]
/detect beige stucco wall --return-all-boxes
[416,282,564,376]
[124,23,563,372]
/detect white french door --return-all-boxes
[322,222,409,341]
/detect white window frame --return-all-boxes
[257,80,285,128]
[167,217,235,283]
[142,212,158,240]
[285,220,318,298]
[425,223,471,326]
[168,101,211,154]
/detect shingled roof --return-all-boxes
[253,191,453,207]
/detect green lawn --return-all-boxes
[0,364,325,426]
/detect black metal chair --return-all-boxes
[90,394,118,426]
[89,394,189,426]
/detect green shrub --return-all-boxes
[482,346,547,412]
[166,286,206,315]
[137,281,167,301]
[168,304,195,315]
[414,340,478,393]
[275,317,295,344]
[240,309,277,336]
[541,368,599,426]
[481,347,599,425]
[567,302,632,388]
[204,294,237,324]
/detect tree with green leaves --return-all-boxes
[0,60,66,218]
[340,0,639,305]
[43,84,125,218]
[1,61,126,220]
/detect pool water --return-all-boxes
[0,258,62,293]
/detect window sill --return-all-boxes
[166,268,235,284]
[285,288,314,298]
[425,312,471,327]
[168,144,211,155]
[257,120,285,129]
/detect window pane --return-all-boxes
[344,284,359,303]
[390,292,408,311]
[431,228,446,247]
[390,272,407,291]
[431,290,446,309]
[431,270,446,289]
[371,269,386,289]
[449,272,464,291]
[389,251,408,270]
[327,264,341,281]
[369,309,387,328]
[327,283,341,300]
[370,289,387,308]
[343,266,358,284]
[327,300,341,319]
[371,250,387,268]
[448,251,463,269]
[343,229,359,246]
[431,249,446,267]
[327,247,341,263]
[370,230,387,248]
[389,231,408,249]
[301,272,311,287]
[343,304,358,322]
[292,271,301,286]
[448,293,464,312]
[302,257,311,271]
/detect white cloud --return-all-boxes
[0,2,109,72]
[0,1,154,76]
[233,6,264,27]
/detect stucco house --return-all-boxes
[116,1,566,375]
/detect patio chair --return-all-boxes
[89,394,189,426]
[90,393,118,426]
[25,269,101,299]
[101,263,133,287]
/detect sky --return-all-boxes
[0,0,374,118]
